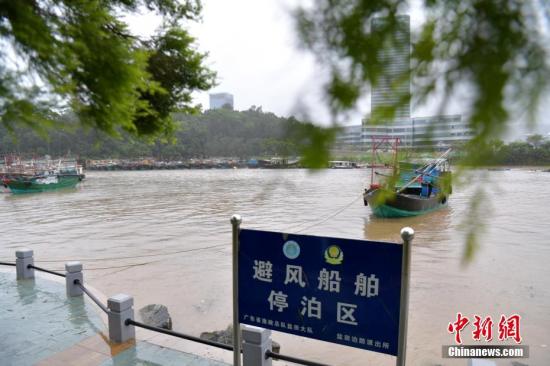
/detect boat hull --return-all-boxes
[365,189,448,218]
[5,175,80,194]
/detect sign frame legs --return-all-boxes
[231,214,243,366]
[396,227,414,366]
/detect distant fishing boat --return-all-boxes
[1,156,84,194]
[4,172,81,194]
[329,160,357,169]
[363,137,452,218]
[257,157,300,169]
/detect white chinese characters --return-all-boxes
[267,290,289,312]
[337,302,358,325]
[354,273,379,298]
[284,265,306,287]
[252,258,383,329]
[300,296,322,319]
[253,260,273,283]
[317,269,341,293]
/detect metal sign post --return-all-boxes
[231,214,242,366]
[396,227,414,366]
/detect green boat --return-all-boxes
[3,173,81,194]
[364,146,452,218]
[364,184,450,218]
[2,156,85,194]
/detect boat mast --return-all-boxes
[369,136,401,186]
[392,137,399,178]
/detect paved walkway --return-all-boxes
[0,270,229,366]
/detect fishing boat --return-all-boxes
[363,137,452,218]
[4,172,81,194]
[329,160,357,169]
[257,157,300,169]
[1,156,84,194]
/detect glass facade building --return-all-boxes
[336,115,472,149]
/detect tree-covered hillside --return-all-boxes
[0,108,303,159]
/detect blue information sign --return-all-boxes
[238,229,403,356]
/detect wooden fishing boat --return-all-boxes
[363,166,451,218]
[4,172,81,194]
[363,137,452,218]
[1,156,84,194]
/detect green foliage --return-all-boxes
[455,137,550,166]
[0,0,215,137]
[285,120,339,169]
[0,109,302,159]
[135,27,216,138]
[294,0,550,158]
[459,186,489,263]
[294,0,550,261]
[486,139,550,165]
[526,134,545,148]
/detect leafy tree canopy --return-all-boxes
[0,0,215,137]
[294,1,550,260]
[295,0,550,164]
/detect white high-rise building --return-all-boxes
[371,15,411,120]
[209,93,234,110]
[334,15,473,150]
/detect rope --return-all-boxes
[43,261,160,272]
[31,243,227,263]
[0,260,167,273]
[2,192,364,267]
[284,193,363,234]
[0,243,228,271]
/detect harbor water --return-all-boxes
[1,169,549,365]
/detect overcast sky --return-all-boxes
[128,0,550,137]
[188,0,336,122]
[128,0,427,125]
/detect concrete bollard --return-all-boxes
[16,249,35,280]
[108,294,135,343]
[65,261,83,297]
[242,325,272,366]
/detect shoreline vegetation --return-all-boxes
[82,158,550,171]
[2,109,550,168]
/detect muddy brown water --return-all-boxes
[1,169,549,365]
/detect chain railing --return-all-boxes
[0,249,333,366]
